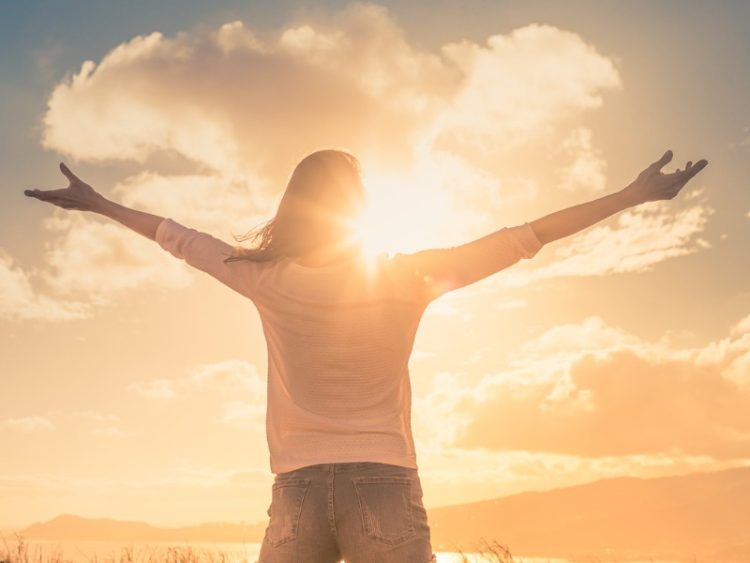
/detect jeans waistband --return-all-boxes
[278,461,416,475]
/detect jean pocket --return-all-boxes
[353,475,415,545]
[265,478,310,547]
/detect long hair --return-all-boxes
[225,149,366,263]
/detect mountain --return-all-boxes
[428,464,750,561]
[15,465,750,561]
[19,514,267,543]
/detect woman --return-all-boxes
[25,148,707,563]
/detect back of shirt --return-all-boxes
[251,256,427,472]
[155,218,542,473]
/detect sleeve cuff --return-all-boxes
[513,222,544,259]
[155,218,188,257]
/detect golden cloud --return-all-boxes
[441,314,750,458]
[28,2,713,320]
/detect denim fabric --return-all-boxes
[257,462,436,563]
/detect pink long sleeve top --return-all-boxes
[155,218,543,474]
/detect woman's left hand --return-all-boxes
[622,150,709,206]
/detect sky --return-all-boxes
[1,0,749,529]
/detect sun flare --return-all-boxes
[347,173,443,263]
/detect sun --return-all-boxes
[345,171,449,265]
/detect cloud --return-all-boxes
[41,212,191,301]
[190,360,266,431]
[34,172,269,304]
[504,196,713,284]
[411,442,746,505]
[2,416,55,432]
[129,359,264,400]
[36,2,714,316]
[433,314,750,459]
[433,24,621,153]
[221,399,265,430]
[189,359,265,395]
[0,249,86,321]
[557,127,607,192]
[40,4,622,218]
[127,360,266,431]
[112,171,271,234]
[41,4,451,177]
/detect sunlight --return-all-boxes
[347,167,456,264]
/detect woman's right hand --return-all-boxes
[24,162,106,212]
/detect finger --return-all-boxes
[59,162,80,183]
[687,159,708,177]
[676,159,708,180]
[650,149,673,172]
[24,190,50,200]
[25,188,68,199]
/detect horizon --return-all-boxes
[4,458,750,532]
[2,0,750,543]
[6,463,750,561]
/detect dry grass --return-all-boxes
[456,539,516,562]
[0,533,554,563]
[0,534,241,563]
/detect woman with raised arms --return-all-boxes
[26,148,707,563]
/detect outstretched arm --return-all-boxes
[25,163,261,298]
[394,150,708,303]
[529,150,708,245]
[25,163,163,240]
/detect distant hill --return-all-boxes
[19,514,266,543]
[15,465,750,561]
[429,464,750,561]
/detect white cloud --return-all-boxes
[128,360,264,400]
[413,371,476,447]
[127,360,266,431]
[221,399,265,430]
[2,416,55,432]
[558,127,607,192]
[191,360,266,430]
[41,4,449,178]
[412,442,746,506]
[732,313,750,336]
[40,5,622,216]
[0,249,86,321]
[33,3,712,317]
[504,200,713,284]
[41,212,191,300]
[113,172,271,235]
[433,23,621,153]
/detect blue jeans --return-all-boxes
[257,462,436,563]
